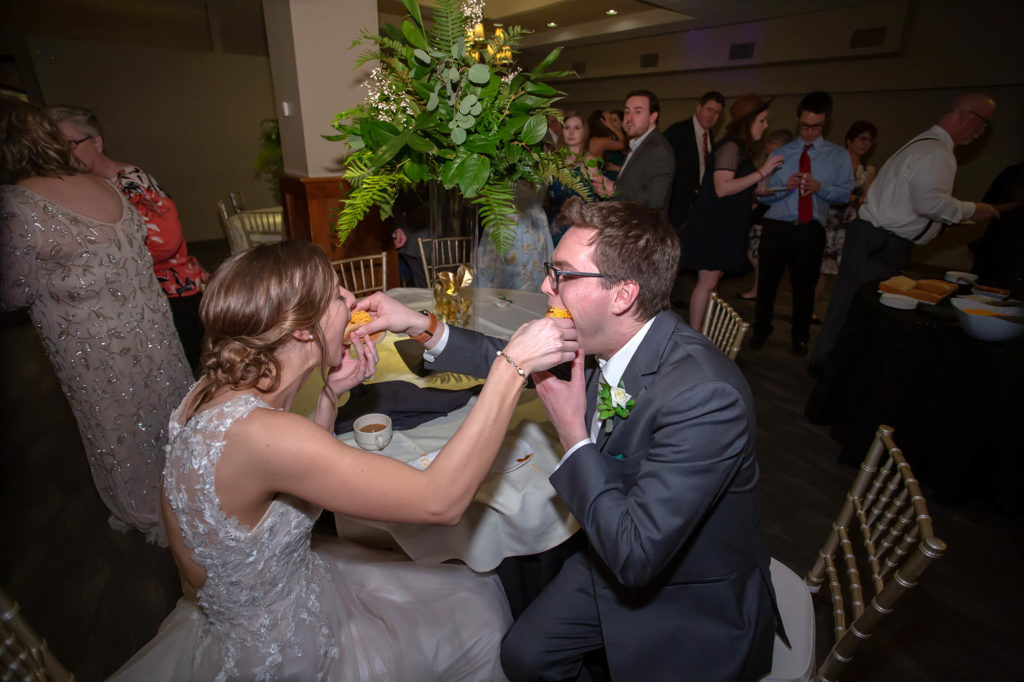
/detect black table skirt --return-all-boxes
[807,282,1024,507]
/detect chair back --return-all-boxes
[418,236,473,285]
[235,207,286,247]
[700,291,750,360]
[218,199,249,255]
[229,191,246,212]
[331,252,388,297]
[0,587,74,681]
[806,425,947,682]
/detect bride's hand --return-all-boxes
[501,317,578,375]
[323,336,378,398]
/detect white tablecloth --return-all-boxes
[386,286,549,339]
[334,285,578,572]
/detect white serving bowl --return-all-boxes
[971,285,1010,300]
[945,270,978,286]
[950,297,1024,342]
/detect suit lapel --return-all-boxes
[594,311,677,450]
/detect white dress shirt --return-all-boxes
[692,117,711,182]
[559,317,657,466]
[859,125,975,245]
[617,126,656,177]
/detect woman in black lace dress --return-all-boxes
[681,93,785,332]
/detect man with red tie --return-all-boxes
[751,91,854,356]
[665,91,725,305]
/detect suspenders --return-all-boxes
[888,137,946,244]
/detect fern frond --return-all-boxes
[474,181,518,254]
[429,0,466,55]
[336,172,401,245]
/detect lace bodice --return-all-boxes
[119,394,510,681]
[163,395,336,678]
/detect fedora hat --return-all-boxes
[729,92,773,122]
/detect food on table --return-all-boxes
[545,307,572,319]
[879,276,956,304]
[962,309,1024,323]
[973,283,1011,297]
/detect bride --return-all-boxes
[112,240,577,681]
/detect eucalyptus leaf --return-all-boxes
[463,94,478,106]
[467,63,490,85]
[427,91,439,111]
[451,127,467,145]
[401,19,428,51]
[459,99,472,115]
[519,114,548,145]
[413,48,430,65]
[458,114,475,129]
[470,102,482,116]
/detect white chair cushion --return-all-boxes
[763,558,816,682]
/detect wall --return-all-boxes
[537,0,1024,268]
[27,35,277,242]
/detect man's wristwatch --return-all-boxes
[409,310,439,344]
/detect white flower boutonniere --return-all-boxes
[597,380,636,434]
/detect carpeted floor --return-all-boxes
[1,245,1020,680]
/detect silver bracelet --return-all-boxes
[496,350,528,387]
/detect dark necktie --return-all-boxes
[702,131,710,161]
[798,143,813,223]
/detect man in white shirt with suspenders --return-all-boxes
[810,93,999,369]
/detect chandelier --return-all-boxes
[466,21,512,64]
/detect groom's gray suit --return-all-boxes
[428,309,778,681]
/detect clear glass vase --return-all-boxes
[428,182,479,329]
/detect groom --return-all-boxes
[359,198,779,681]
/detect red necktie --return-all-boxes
[798,144,813,223]
[702,131,710,160]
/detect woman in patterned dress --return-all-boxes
[47,106,209,373]
[814,120,877,321]
[0,99,192,543]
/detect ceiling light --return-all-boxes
[606,9,618,16]
[547,21,558,28]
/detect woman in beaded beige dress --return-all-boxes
[0,98,191,544]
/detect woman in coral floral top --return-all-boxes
[48,106,208,373]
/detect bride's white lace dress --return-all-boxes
[112,394,511,681]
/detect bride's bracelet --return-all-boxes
[495,350,528,388]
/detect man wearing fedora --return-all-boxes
[752,91,854,356]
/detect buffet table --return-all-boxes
[806,281,1024,505]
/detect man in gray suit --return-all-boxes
[357,198,779,681]
[594,90,675,214]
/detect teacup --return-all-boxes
[353,413,393,451]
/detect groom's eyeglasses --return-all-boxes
[544,262,606,294]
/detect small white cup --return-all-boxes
[353,413,393,451]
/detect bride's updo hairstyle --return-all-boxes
[183,240,337,420]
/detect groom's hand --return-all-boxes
[354,292,431,340]
[533,350,589,451]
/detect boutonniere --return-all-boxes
[597,380,636,434]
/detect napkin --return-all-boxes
[334,381,481,434]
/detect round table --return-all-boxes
[806,282,1024,505]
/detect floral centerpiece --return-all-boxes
[327,0,590,254]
